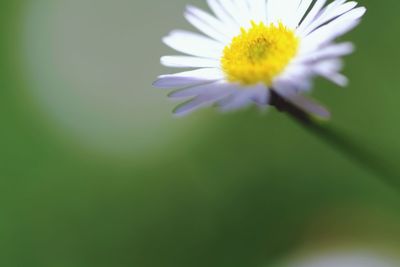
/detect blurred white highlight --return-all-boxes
[286,251,399,267]
[20,0,198,159]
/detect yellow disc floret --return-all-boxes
[221,21,299,86]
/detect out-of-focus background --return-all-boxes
[1,0,399,266]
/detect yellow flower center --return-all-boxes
[221,21,299,86]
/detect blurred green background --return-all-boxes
[1,0,400,266]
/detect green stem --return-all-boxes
[270,91,400,192]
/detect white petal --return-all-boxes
[168,80,234,98]
[153,68,224,88]
[299,0,349,35]
[302,1,359,36]
[293,0,313,27]
[317,0,348,19]
[325,73,349,86]
[184,5,232,43]
[217,0,245,26]
[252,85,270,105]
[300,7,365,53]
[231,0,252,26]
[278,63,314,83]
[286,94,331,119]
[297,0,327,33]
[173,90,231,116]
[217,84,269,111]
[161,56,220,68]
[219,90,253,111]
[274,67,314,93]
[311,59,349,86]
[295,42,355,63]
[207,0,239,28]
[163,30,224,59]
[268,0,303,27]
[249,0,267,24]
[313,59,343,73]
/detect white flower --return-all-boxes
[153,0,366,117]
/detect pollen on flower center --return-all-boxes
[221,21,299,86]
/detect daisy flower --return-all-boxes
[153,0,366,118]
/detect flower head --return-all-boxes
[153,0,366,118]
